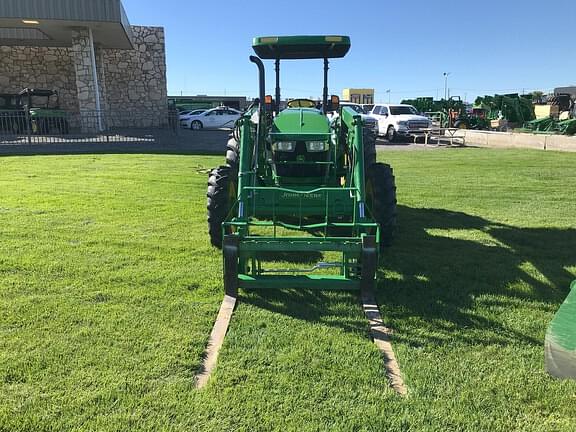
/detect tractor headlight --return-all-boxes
[272,141,296,152]
[306,141,329,152]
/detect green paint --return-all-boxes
[271,108,330,138]
[547,280,576,351]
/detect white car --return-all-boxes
[369,104,431,141]
[179,109,206,121]
[180,107,242,130]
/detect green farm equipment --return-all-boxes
[521,117,576,136]
[199,36,400,389]
[545,280,576,379]
[403,96,489,130]
[19,88,70,135]
[475,93,535,129]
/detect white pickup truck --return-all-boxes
[369,104,431,142]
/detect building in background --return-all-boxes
[342,88,374,105]
[0,0,167,131]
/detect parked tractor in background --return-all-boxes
[402,96,489,130]
[19,88,70,135]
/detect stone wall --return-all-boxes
[0,45,79,113]
[101,26,168,123]
[0,25,168,129]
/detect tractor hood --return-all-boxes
[270,108,330,141]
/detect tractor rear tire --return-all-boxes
[207,166,238,249]
[366,163,397,248]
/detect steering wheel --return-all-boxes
[287,99,317,108]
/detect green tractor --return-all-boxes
[19,88,70,135]
[201,36,399,387]
[207,35,396,296]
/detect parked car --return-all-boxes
[180,107,242,130]
[328,102,379,137]
[179,109,206,121]
[369,103,431,141]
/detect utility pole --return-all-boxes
[443,72,451,100]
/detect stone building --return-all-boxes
[0,0,168,131]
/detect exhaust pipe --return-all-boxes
[249,56,266,116]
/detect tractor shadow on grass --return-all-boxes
[243,205,576,349]
[242,289,369,337]
[376,205,576,348]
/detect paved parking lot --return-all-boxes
[0,129,232,156]
[0,128,458,156]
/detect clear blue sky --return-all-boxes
[122,0,576,103]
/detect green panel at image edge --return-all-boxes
[546,280,576,351]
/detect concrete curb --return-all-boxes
[455,130,576,152]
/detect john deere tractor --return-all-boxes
[207,35,396,297]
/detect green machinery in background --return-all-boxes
[207,35,396,297]
[474,93,536,129]
[19,88,70,135]
[521,116,576,135]
[404,93,539,131]
[521,93,576,135]
[402,96,489,130]
[545,280,576,379]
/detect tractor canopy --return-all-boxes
[253,35,351,59]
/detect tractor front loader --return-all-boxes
[199,36,403,391]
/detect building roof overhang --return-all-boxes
[0,0,133,49]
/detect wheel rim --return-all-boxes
[387,127,394,140]
[192,121,201,130]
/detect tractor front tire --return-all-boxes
[366,162,397,248]
[207,166,238,249]
[225,138,240,170]
[363,129,377,167]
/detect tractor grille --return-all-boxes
[408,120,429,130]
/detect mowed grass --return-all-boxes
[1,148,575,431]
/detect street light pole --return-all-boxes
[386,89,391,103]
[443,72,451,100]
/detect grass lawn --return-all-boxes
[1,148,575,431]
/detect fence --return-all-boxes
[0,109,180,144]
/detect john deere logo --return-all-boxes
[281,192,323,200]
